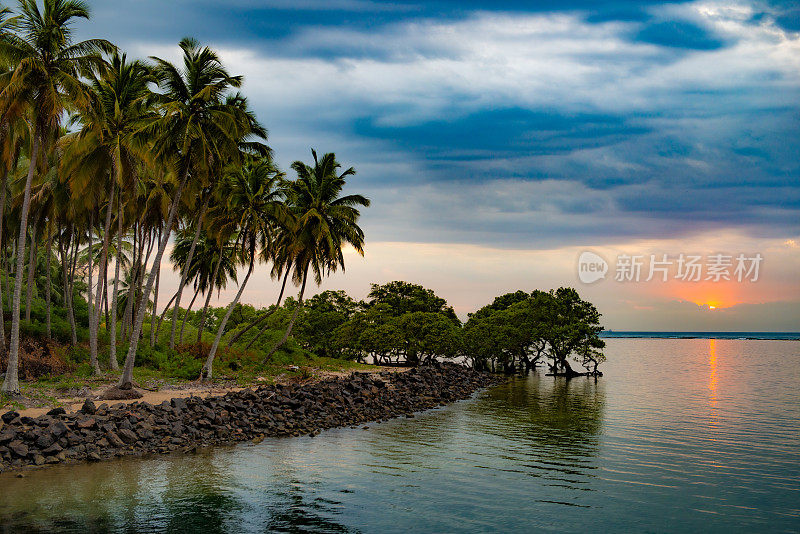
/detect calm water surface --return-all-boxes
[1,339,798,533]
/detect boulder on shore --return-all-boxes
[0,363,502,473]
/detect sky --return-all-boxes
[80,0,799,330]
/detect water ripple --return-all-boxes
[0,339,798,533]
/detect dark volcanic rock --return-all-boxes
[0,429,16,444]
[35,432,55,449]
[101,387,144,401]
[80,400,97,415]
[8,440,28,458]
[118,429,138,445]
[48,421,68,438]
[0,363,503,472]
[77,417,96,429]
[106,432,125,448]
[1,411,19,424]
[42,443,63,456]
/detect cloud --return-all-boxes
[156,229,798,328]
[605,299,800,331]
[73,0,800,329]
[636,20,727,49]
[114,3,798,248]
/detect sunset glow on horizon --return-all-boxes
[88,0,800,332]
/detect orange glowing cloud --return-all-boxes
[651,279,743,309]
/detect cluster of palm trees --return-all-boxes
[0,0,369,395]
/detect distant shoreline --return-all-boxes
[601,331,799,340]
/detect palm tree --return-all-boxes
[0,5,25,355]
[62,51,154,370]
[0,0,112,394]
[116,37,252,389]
[166,93,267,350]
[201,155,285,379]
[264,150,369,361]
[29,149,61,339]
[169,226,216,344]
[193,229,239,348]
[227,261,291,349]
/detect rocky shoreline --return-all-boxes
[0,363,502,472]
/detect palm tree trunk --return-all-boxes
[131,226,146,334]
[197,255,222,348]
[45,221,52,340]
[59,227,77,346]
[103,276,109,331]
[94,178,115,351]
[202,253,255,380]
[67,229,78,344]
[263,268,308,363]
[3,133,40,395]
[69,229,78,292]
[0,250,5,316]
[130,226,143,336]
[0,249,5,356]
[0,170,7,356]
[109,198,122,370]
[169,196,208,350]
[88,211,101,375]
[229,268,290,348]
[117,168,190,389]
[0,267,4,357]
[136,229,154,343]
[24,214,39,322]
[155,288,178,344]
[150,255,160,348]
[4,243,11,297]
[121,226,137,340]
[179,285,201,344]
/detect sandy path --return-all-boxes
[17,385,246,418]
[13,367,412,418]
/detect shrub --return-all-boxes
[136,345,203,380]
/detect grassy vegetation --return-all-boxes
[0,303,376,411]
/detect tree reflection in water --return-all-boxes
[473,373,606,490]
[0,445,361,533]
[0,373,605,532]
[363,372,605,489]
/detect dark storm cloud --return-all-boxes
[635,20,726,49]
[353,109,651,161]
[76,0,800,248]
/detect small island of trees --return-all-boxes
[275,282,606,377]
[0,1,604,406]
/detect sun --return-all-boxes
[709,305,716,310]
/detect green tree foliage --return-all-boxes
[293,290,357,358]
[366,280,459,322]
[0,4,369,395]
[333,281,461,366]
[463,288,605,376]
[0,1,607,392]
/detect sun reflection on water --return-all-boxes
[708,338,718,399]
[707,338,720,436]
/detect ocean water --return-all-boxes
[601,331,800,340]
[0,338,798,533]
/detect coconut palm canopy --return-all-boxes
[0,1,369,394]
[67,0,800,332]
